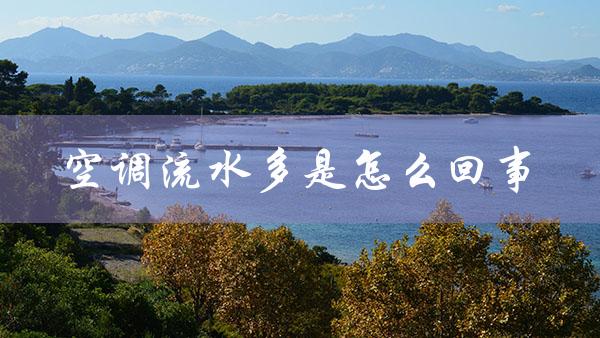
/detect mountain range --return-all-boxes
[1,27,599,81]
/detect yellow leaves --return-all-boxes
[334,201,600,337]
[141,207,335,337]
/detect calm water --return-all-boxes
[29,73,600,114]
[58,115,600,262]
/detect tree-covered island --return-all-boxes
[0,59,572,116]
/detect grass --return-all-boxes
[71,227,145,282]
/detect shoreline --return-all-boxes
[180,112,583,127]
[58,176,140,223]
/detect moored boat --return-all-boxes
[194,141,206,152]
[170,137,183,152]
[478,176,493,190]
[580,168,597,179]
[355,132,379,138]
[155,139,168,151]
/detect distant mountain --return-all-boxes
[199,30,255,53]
[567,64,600,79]
[118,40,300,76]
[0,27,183,61]
[0,27,598,81]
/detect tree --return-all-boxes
[468,92,492,113]
[63,76,74,102]
[0,59,28,100]
[215,226,337,337]
[494,91,525,114]
[142,205,227,324]
[0,242,118,337]
[334,201,600,336]
[136,207,152,224]
[152,84,170,102]
[334,200,492,336]
[0,118,61,222]
[73,76,96,104]
[313,245,342,265]
[109,281,200,338]
[143,204,337,337]
[191,88,207,101]
[468,215,600,336]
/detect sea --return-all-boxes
[36,74,600,264]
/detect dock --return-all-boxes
[59,157,200,166]
[49,141,323,152]
[78,136,165,142]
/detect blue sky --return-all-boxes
[0,0,597,60]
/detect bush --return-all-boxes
[0,242,119,337]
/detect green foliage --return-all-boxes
[56,188,93,221]
[312,245,342,265]
[0,60,27,102]
[109,278,211,337]
[136,207,152,224]
[53,232,82,260]
[0,59,572,116]
[2,199,600,337]
[81,203,115,223]
[0,118,61,222]
[0,242,119,337]
[73,76,97,104]
[494,91,570,115]
[225,82,562,115]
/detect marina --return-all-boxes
[50,135,323,152]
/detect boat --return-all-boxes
[478,176,494,190]
[193,107,207,152]
[580,168,598,179]
[110,155,122,166]
[355,132,379,138]
[464,117,479,124]
[170,137,183,152]
[155,139,168,151]
[355,113,379,138]
[276,130,290,135]
[194,141,206,152]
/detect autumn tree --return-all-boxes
[333,200,492,337]
[467,215,600,336]
[334,201,600,336]
[142,204,229,324]
[214,226,337,337]
[143,204,337,337]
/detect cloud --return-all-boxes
[531,11,545,17]
[352,4,386,11]
[571,26,598,39]
[253,12,355,24]
[497,4,520,13]
[18,10,214,29]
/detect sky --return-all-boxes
[0,0,597,61]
